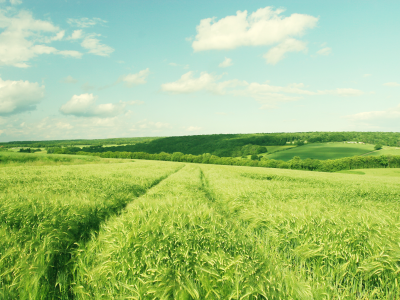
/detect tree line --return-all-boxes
[4,132,400,154]
[72,150,400,172]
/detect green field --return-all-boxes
[363,146,400,157]
[338,167,400,177]
[1,157,400,299]
[266,142,375,161]
[0,151,123,167]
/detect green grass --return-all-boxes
[339,168,400,177]
[266,142,375,161]
[0,161,182,299]
[1,160,400,299]
[0,151,128,167]
[363,146,400,157]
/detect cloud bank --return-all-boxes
[0,77,44,115]
[60,93,132,117]
[192,6,318,55]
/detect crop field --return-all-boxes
[0,151,115,167]
[1,159,400,299]
[267,142,375,161]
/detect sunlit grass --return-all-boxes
[1,160,399,299]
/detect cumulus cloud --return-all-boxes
[383,82,400,87]
[81,35,114,56]
[61,75,78,83]
[67,17,107,28]
[345,104,400,121]
[161,71,244,94]
[263,38,307,64]
[192,6,318,51]
[317,47,332,56]
[10,0,22,5]
[161,71,365,109]
[0,77,44,115]
[58,50,82,58]
[60,93,129,117]
[0,10,83,67]
[219,57,233,68]
[121,68,150,86]
[68,29,83,40]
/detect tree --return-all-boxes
[374,144,382,150]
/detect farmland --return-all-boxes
[1,155,400,299]
[266,142,375,161]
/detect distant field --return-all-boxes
[0,151,125,166]
[363,146,400,156]
[266,142,374,161]
[338,168,400,177]
[245,145,297,159]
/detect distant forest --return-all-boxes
[37,132,400,158]
[0,137,159,148]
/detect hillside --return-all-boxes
[51,132,400,158]
[266,142,375,161]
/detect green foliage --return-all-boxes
[375,144,383,150]
[19,148,41,153]
[0,136,160,148]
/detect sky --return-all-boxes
[0,0,399,142]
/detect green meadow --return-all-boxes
[266,142,375,161]
[1,153,400,299]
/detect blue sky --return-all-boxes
[0,0,399,142]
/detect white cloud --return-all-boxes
[161,71,365,109]
[219,57,233,68]
[363,74,372,77]
[69,29,83,40]
[161,71,244,94]
[186,126,202,131]
[60,93,127,117]
[10,0,22,5]
[121,68,150,86]
[317,47,331,56]
[383,82,400,87]
[67,17,107,28]
[0,77,44,115]
[192,6,318,51]
[81,35,114,56]
[0,10,82,67]
[58,50,82,58]
[345,104,400,121]
[61,75,78,83]
[263,38,307,64]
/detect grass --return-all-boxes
[266,142,375,161]
[0,160,182,299]
[338,168,400,177]
[363,146,400,157]
[0,151,127,167]
[1,159,400,299]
